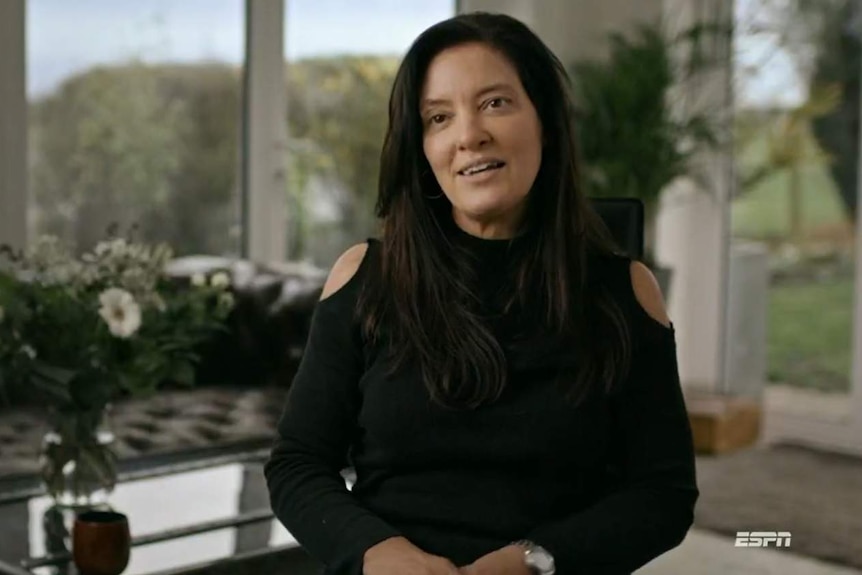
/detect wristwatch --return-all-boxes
[512,539,556,575]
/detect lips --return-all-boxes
[457,159,506,176]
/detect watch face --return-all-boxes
[526,547,555,572]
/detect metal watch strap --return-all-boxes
[511,539,556,575]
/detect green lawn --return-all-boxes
[732,133,849,240]
[767,278,854,392]
[732,166,848,239]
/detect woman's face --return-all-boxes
[420,42,543,238]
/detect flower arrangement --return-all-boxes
[0,233,234,410]
[0,230,235,504]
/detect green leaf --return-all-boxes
[0,369,9,406]
[172,361,196,387]
[29,365,75,405]
[31,361,77,386]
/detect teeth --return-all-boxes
[462,161,502,175]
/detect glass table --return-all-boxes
[0,441,323,575]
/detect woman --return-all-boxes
[265,12,698,575]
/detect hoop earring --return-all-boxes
[420,167,444,199]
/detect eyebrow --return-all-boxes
[421,82,516,112]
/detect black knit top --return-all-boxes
[264,226,699,575]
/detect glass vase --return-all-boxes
[39,406,118,508]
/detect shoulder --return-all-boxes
[628,260,672,328]
[320,241,372,301]
[591,254,672,330]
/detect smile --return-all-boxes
[457,160,506,176]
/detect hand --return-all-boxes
[363,536,461,575]
[459,545,532,575]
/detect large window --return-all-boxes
[27,0,245,256]
[732,0,859,396]
[283,0,454,267]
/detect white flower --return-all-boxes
[218,292,235,311]
[210,272,231,289]
[191,273,207,287]
[98,288,142,339]
[152,293,167,312]
[21,345,36,359]
[45,262,82,284]
[94,238,128,258]
[126,244,146,260]
[110,238,128,256]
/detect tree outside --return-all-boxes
[28,55,398,267]
[284,55,399,266]
[29,62,242,257]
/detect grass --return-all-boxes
[767,278,854,392]
[732,126,849,240]
[732,166,848,240]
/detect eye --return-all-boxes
[484,97,510,110]
[426,113,449,127]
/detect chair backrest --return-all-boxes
[589,197,644,259]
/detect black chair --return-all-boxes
[589,197,644,260]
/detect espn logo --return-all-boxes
[735,531,792,548]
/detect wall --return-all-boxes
[459,0,661,63]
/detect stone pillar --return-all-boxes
[244,0,288,263]
[0,0,27,253]
[655,0,734,393]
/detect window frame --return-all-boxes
[0,0,288,262]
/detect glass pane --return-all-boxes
[284,0,455,267]
[733,0,858,400]
[27,0,245,256]
[0,455,315,575]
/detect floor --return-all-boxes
[636,528,862,575]
[2,384,860,574]
[637,382,862,575]
[764,384,856,423]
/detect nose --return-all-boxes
[455,112,490,150]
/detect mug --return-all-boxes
[72,510,131,575]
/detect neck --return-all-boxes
[451,208,524,240]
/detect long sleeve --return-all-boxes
[526,321,699,574]
[263,263,401,574]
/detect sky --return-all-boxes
[26,0,801,108]
[26,0,454,96]
[733,0,806,108]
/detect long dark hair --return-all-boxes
[358,12,631,409]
